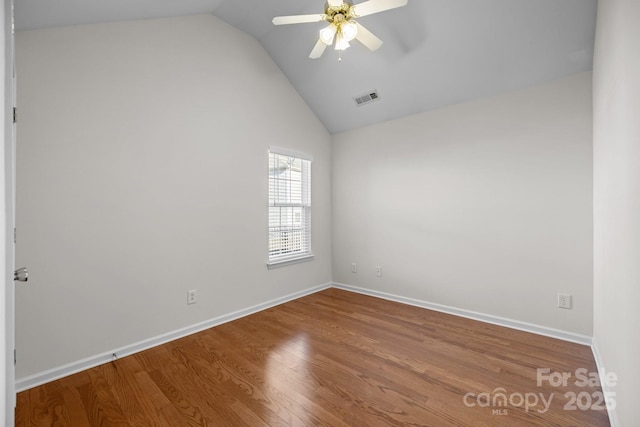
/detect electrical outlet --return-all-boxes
[558,293,572,309]
[187,290,197,305]
[376,266,382,277]
[351,263,357,273]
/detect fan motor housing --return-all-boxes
[325,2,356,23]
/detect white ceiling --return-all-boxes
[15,0,597,134]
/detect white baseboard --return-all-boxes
[15,282,332,392]
[591,339,619,427]
[16,281,595,393]
[332,282,593,346]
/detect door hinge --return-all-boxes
[14,349,16,365]
[14,228,16,244]
[13,107,16,124]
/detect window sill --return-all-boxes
[267,254,314,269]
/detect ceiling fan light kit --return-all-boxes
[273,0,408,61]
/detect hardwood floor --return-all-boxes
[16,288,610,426]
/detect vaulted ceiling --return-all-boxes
[15,0,597,133]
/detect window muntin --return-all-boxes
[268,150,312,264]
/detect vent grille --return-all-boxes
[353,90,380,106]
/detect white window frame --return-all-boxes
[267,147,313,267]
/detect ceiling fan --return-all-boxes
[273,0,408,60]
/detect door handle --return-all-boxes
[14,267,28,282]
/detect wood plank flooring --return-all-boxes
[16,288,610,426]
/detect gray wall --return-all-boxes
[593,0,640,425]
[332,73,593,335]
[15,15,332,379]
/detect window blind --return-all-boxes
[268,150,312,264]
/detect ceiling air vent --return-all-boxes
[353,90,380,107]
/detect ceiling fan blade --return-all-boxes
[272,14,326,25]
[353,0,408,17]
[327,0,344,6]
[355,23,383,51]
[309,39,328,59]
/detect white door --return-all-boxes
[3,0,16,424]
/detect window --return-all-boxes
[268,148,312,265]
